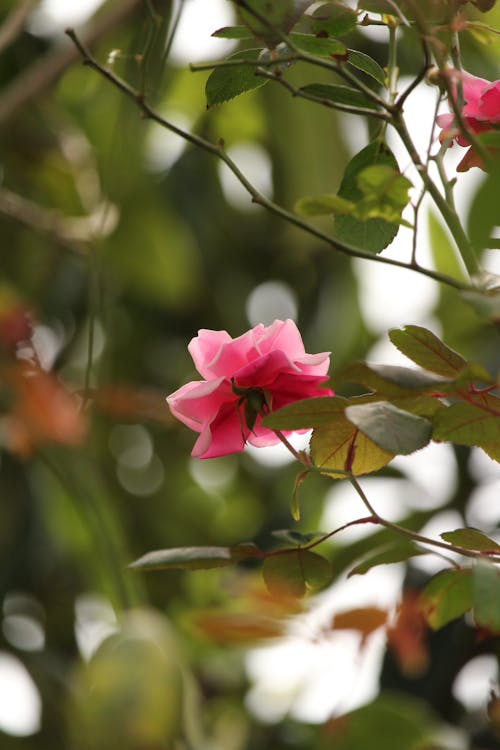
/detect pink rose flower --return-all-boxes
[167,319,332,459]
[436,70,500,172]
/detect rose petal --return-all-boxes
[167,377,232,431]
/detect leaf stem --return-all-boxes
[349,475,500,563]
[391,114,479,277]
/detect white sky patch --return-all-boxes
[0,652,41,736]
[353,257,439,334]
[29,0,105,35]
[453,655,498,712]
[169,0,236,64]
[469,448,500,483]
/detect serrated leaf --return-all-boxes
[473,561,500,633]
[212,25,252,39]
[288,32,346,56]
[262,395,348,430]
[345,401,432,456]
[236,0,312,47]
[347,49,386,85]
[205,49,269,107]
[348,543,426,577]
[389,325,467,378]
[310,3,357,37]
[333,143,403,254]
[129,544,259,571]
[419,569,473,630]
[433,401,500,447]
[294,193,354,216]
[441,528,500,553]
[300,83,379,110]
[262,549,332,597]
[311,416,394,477]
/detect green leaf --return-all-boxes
[129,544,259,571]
[465,20,500,44]
[294,193,355,216]
[441,528,500,553]
[336,361,449,396]
[473,561,500,633]
[311,416,394,477]
[288,32,346,56]
[348,543,427,577]
[262,395,349,430]
[205,49,269,107]
[290,469,310,521]
[333,142,404,254]
[326,694,435,750]
[262,549,332,597]
[310,3,358,37]
[389,325,467,377]
[354,165,412,224]
[211,25,252,39]
[432,401,500,447]
[347,49,386,85]
[428,208,468,283]
[345,401,432,456]
[236,0,312,47]
[467,169,500,255]
[299,83,379,110]
[420,569,473,630]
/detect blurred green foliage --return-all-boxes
[0,1,499,749]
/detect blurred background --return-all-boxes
[1,0,500,748]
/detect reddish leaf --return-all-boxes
[332,607,388,643]
[387,592,429,677]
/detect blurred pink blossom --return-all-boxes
[436,70,500,171]
[167,319,332,459]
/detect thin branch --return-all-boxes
[234,0,391,111]
[256,68,388,120]
[350,476,500,563]
[66,29,471,292]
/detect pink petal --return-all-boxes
[234,349,299,388]
[192,402,246,458]
[255,319,305,358]
[294,351,331,376]
[188,329,232,379]
[478,81,500,123]
[166,377,232,431]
